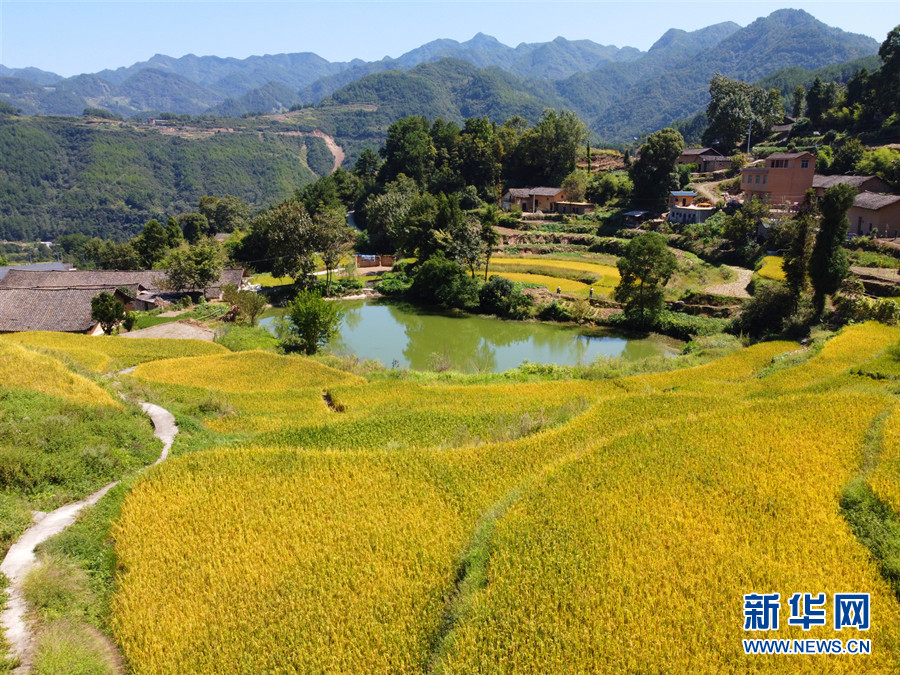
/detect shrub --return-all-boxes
[409,254,480,310]
[732,281,795,337]
[280,290,343,355]
[478,276,533,319]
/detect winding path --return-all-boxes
[0,401,177,672]
[703,265,753,298]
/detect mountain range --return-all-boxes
[0,9,884,143]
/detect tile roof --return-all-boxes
[0,262,71,282]
[0,268,245,294]
[505,187,564,198]
[0,287,112,332]
[854,192,900,211]
[812,174,880,189]
[768,152,814,160]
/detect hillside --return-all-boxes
[0,116,325,241]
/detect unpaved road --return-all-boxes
[0,402,176,672]
[704,265,753,298]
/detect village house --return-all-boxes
[0,286,137,334]
[0,268,247,333]
[676,148,731,173]
[848,192,900,238]
[812,174,892,199]
[555,201,595,216]
[741,151,816,206]
[501,187,566,213]
[667,191,716,225]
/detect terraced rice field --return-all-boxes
[757,255,787,281]
[98,322,900,673]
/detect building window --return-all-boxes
[801,159,809,169]
[763,175,767,185]
[755,175,760,184]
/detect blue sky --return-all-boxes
[1,1,897,77]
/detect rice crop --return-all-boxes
[1,331,227,374]
[757,255,787,281]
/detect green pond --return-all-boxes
[260,299,681,373]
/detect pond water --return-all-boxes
[260,299,681,374]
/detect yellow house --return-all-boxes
[741,151,815,206]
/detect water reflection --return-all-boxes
[262,299,679,373]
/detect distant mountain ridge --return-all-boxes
[0,9,884,143]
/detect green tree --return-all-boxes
[806,77,839,126]
[448,214,484,278]
[90,291,126,335]
[162,240,223,293]
[561,170,589,202]
[248,200,319,283]
[507,110,587,187]
[629,128,684,210]
[132,218,169,268]
[165,216,183,248]
[178,212,211,244]
[614,232,676,326]
[792,85,807,118]
[457,117,502,201]
[831,139,865,175]
[783,210,815,308]
[702,74,783,152]
[379,116,436,188]
[809,183,855,315]
[479,205,500,281]
[354,148,381,182]
[361,175,419,252]
[876,25,900,116]
[234,290,267,327]
[282,289,343,355]
[315,210,355,295]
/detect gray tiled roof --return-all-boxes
[0,268,245,293]
[854,192,900,210]
[0,287,113,332]
[813,175,877,189]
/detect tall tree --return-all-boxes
[479,205,500,281]
[178,212,210,244]
[782,210,814,309]
[315,210,355,295]
[792,85,806,119]
[251,200,319,283]
[457,117,502,202]
[614,232,676,327]
[165,216,183,248]
[809,183,855,315]
[702,74,783,152]
[507,110,586,187]
[162,240,223,293]
[132,218,169,268]
[629,127,684,210]
[378,116,436,188]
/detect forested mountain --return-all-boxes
[1,9,880,133]
[587,10,881,141]
[0,116,326,241]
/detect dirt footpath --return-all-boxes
[704,266,753,298]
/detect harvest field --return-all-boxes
[3,325,900,673]
[757,255,787,281]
